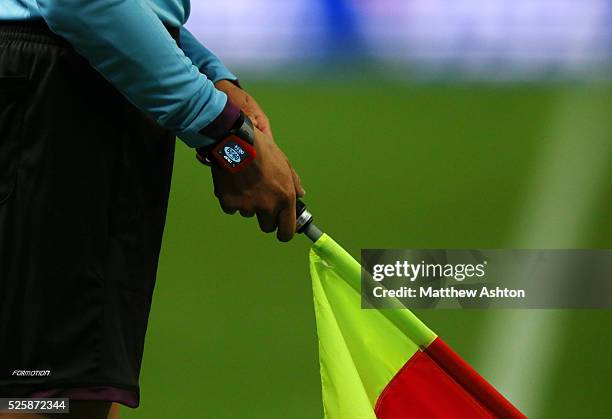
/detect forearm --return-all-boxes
[180,27,238,84]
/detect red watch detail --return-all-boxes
[209,134,256,174]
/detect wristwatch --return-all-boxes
[196,111,257,173]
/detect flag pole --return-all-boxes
[296,200,323,242]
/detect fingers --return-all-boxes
[243,94,273,137]
[239,209,255,218]
[283,156,305,198]
[276,198,297,242]
[291,168,305,198]
[256,114,273,138]
[247,111,272,138]
[220,196,256,218]
[254,193,296,242]
[219,198,297,241]
[214,82,273,137]
[257,210,277,233]
[218,186,299,241]
[219,197,238,215]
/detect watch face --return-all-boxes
[211,134,256,173]
[216,139,251,168]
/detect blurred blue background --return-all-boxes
[188,0,612,80]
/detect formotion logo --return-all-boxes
[11,370,51,377]
[371,260,488,282]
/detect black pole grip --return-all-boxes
[296,199,306,217]
[296,199,313,233]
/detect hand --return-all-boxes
[211,128,305,242]
[214,80,303,197]
[215,80,273,137]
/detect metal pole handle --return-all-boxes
[296,199,323,242]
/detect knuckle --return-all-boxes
[256,202,274,215]
[278,190,293,205]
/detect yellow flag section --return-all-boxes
[309,234,525,419]
[310,234,435,417]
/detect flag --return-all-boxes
[309,234,525,419]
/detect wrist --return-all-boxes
[196,111,257,174]
[215,79,241,90]
[198,96,241,141]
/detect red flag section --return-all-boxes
[375,338,526,419]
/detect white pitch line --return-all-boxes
[475,86,612,417]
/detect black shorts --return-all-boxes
[0,21,176,407]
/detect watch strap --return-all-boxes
[196,111,257,172]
